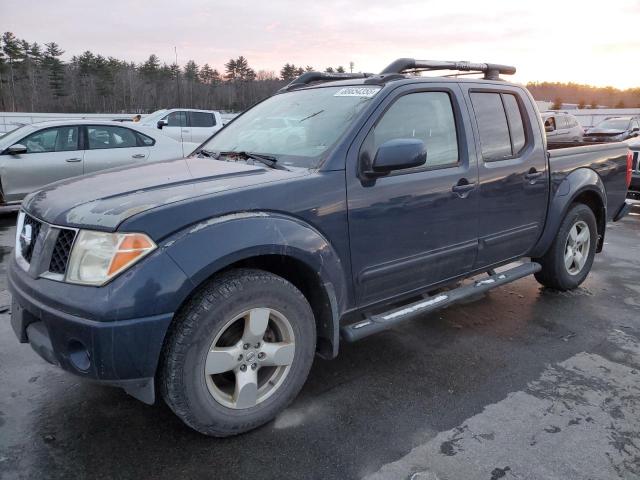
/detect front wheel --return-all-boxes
[534,203,597,291]
[160,269,316,436]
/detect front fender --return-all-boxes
[162,212,349,353]
[531,168,606,257]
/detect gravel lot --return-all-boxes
[1,204,639,480]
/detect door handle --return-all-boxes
[65,157,82,163]
[524,170,544,182]
[132,153,146,159]
[451,180,476,198]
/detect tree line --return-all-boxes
[0,32,356,114]
[1,31,639,114]
[526,81,640,110]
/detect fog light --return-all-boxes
[68,340,91,371]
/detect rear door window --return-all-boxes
[470,93,512,161]
[87,126,139,149]
[471,91,528,160]
[189,112,216,127]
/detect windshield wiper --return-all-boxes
[197,149,216,158]
[217,151,288,170]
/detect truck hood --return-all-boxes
[23,157,305,229]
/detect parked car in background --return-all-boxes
[584,116,640,143]
[0,120,184,211]
[138,109,224,155]
[625,137,640,200]
[542,112,584,142]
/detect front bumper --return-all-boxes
[8,260,174,404]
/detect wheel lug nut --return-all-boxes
[258,352,265,360]
[254,342,260,348]
[251,363,257,370]
[240,364,247,372]
[237,354,243,361]
[243,343,250,350]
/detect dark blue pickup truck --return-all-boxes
[8,58,633,436]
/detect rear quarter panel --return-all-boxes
[530,142,628,257]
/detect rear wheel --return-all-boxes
[534,203,597,291]
[161,269,316,436]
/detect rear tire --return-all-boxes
[160,268,316,436]
[534,203,597,291]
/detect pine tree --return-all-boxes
[42,42,66,99]
[2,32,23,111]
[280,63,297,81]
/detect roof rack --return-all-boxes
[380,58,516,81]
[278,72,373,92]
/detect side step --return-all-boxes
[341,262,541,342]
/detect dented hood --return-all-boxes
[22,157,302,230]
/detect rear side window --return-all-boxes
[503,95,526,153]
[190,112,216,127]
[367,91,459,169]
[136,132,155,146]
[87,126,139,149]
[471,92,527,161]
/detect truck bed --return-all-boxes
[548,141,629,222]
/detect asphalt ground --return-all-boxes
[1,203,639,480]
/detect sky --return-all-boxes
[3,0,640,89]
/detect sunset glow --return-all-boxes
[3,0,640,88]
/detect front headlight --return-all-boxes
[66,230,156,286]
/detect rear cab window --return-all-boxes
[470,91,528,161]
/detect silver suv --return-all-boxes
[542,112,584,142]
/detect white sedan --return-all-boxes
[0,120,184,211]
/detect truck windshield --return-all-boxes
[199,86,381,168]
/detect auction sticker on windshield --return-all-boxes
[334,87,381,97]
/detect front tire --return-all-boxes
[534,203,597,291]
[160,269,316,436]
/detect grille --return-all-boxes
[19,214,42,263]
[49,228,77,274]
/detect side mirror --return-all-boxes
[545,125,554,133]
[157,119,168,130]
[7,144,27,155]
[369,139,427,175]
